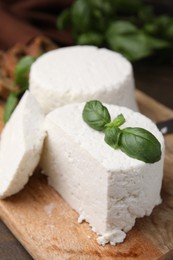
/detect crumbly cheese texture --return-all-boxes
[0,91,45,198]
[29,46,138,114]
[41,103,164,246]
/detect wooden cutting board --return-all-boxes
[0,90,173,260]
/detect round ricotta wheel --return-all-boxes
[29,46,138,114]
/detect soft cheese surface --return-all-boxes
[41,103,164,246]
[29,46,138,114]
[0,91,45,198]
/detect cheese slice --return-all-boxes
[0,91,45,198]
[29,46,138,114]
[41,103,164,246]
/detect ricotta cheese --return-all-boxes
[0,91,45,198]
[29,46,138,114]
[41,103,164,246]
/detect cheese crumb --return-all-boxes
[78,214,85,224]
[44,203,56,217]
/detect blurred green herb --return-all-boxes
[57,0,173,62]
[15,56,36,92]
[3,93,18,123]
[4,55,36,123]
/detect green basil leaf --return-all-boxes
[143,23,158,35]
[57,9,71,30]
[89,0,113,32]
[71,0,91,33]
[144,16,173,37]
[90,0,113,16]
[15,56,35,91]
[165,24,173,41]
[119,127,161,163]
[155,16,173,30]
[104,127,122,149]
[106,21,138,35]
[77,32,103,46]
[112,0,143,14]
[106,32,153,61]
[146,36,170,49]
[4,93,18,123]
[82,100,111,131]
[138,6,154,24]
[105,114,125,128]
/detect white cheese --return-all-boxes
[29,46,138,114]
[41,103,164,246]
[0,91,45,198]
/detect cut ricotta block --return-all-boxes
[29,45,138,114]
[0,91,45,198]
[41,103,164,246]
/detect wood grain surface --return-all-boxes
[0,90,173,260]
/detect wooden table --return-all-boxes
[0,64,172,259]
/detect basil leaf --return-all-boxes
[89,0,113,32]
[57,9,71,30]
[90,0,113,16]
[106,32,153,61]
[119,127,161,163]
[138,6,154,23]
[71,0,91,33]
[112,0,142,14]
[105,114,125,128]
[166,25,173,41]
[146,36,170,49]
[77,32,103,46]
[106,21,138,35]
[15,56,35,91]
[104,127,122,149]
[82,100,111,131]
[4,93,18,123]
[143,23,157,35]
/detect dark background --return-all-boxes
[0,0,173,50]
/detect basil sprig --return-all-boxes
[82,100,161,163]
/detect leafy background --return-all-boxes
[57,0,173,62]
